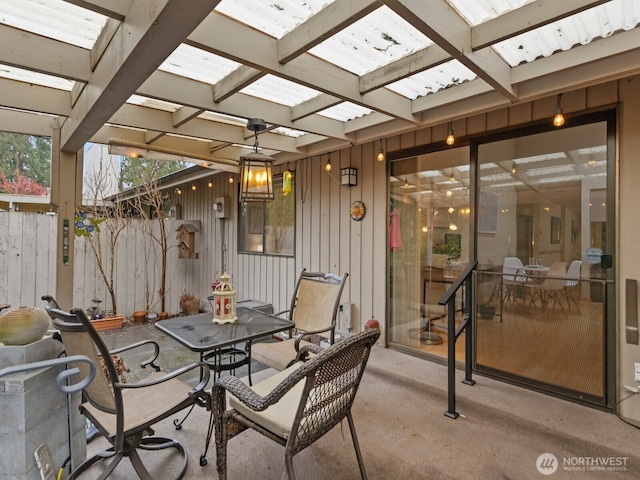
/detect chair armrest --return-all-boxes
[214,362,312,412]
[116,361,210,402]
[109,340,161,372]
[273,309,291,318]
[295,344,324,362]
[293,327,334,351]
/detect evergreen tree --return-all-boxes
[0,132,51,192]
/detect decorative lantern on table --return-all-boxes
[212,272,237,324]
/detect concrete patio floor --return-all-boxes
[82,319,640,480]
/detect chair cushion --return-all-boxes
[81,372,193,439]
[229,361,305,439]
[251,338,314,370]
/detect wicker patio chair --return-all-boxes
[250,269,348,372]
[212,328,380,480]
[47,306,211,480]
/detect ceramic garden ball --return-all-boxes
[0,306,51,345]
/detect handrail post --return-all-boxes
[462,275,476,386]
[444,298,459,419]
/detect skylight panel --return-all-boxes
[0,64,74,90]
[309,5,432,76]
[240,75,320,107]
[446,0,534,26]
[159,45,240,85]
[386,60,476,100]
[493,0,640,67]
[316,102,372,122]
[127,95,182,112]
[215,0,334,39]
[272,127,307,138]
[198,111,247,127]
[0,0,106,49]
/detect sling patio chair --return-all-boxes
[46,306,211,480]
[250,269,348,373]
[212,328,380,480]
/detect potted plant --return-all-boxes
[179,288,200,315]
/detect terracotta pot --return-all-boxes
[180,298,200,315]
[364,318,380,330]
[159,312,169,320]
[133,311,146,324]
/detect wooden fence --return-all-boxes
[0,211,208,318]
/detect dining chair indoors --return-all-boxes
[564,260,582,313]
[212,328,380,480]
[501,257,527,304]
[525,262,567,316]
[46,306,211,480]
[250,269,348,372]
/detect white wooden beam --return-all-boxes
[384,0,518,101]
[0,25,90,82]
[212,66,265,103]
[188,12,420,124]
[472,0,608,49]
[277,0,380,64]
[0,78,71,116]
[59,0,221,153]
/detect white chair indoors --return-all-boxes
[564,260,583,313]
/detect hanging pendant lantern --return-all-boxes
[239,118,274,202]
[212,272,237,324]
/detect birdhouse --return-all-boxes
[212,272,237,324]
[176,223,200,259]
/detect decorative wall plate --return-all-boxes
[350,200,366,221]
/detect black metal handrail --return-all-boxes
[438,260,478,419]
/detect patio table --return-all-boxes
[155,305,293,465]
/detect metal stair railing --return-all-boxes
[438,260,477,419]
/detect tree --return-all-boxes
[76,155,130,314]
[127,160,175,313]
[0,170,49,195]
[265,178,295,254]
[119,157,187,190]
[0,132,51,188]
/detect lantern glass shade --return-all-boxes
[340,167,357,187]
[212,272,237,324]
[239,152,274,202]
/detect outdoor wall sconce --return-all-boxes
[239,118,274,202]
[340,167,357,187]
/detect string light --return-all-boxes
[446,122,455,146]
[191,184,197,191]
[376,139,385,162]
[208,179,213,188]
[553,93,565,127]
[175,187,182,195]
[325,156,332,172]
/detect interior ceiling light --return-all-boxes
[402,177,411,189]
[239,118,274,202]
[511,162,517,174]
[553,94,565,127]
[376,139,385,162]
[448,206,455,214]
[446,122,455,146]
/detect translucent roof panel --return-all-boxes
[387,60,477,100]
[127,95,182,113]
[0,0,106,48]
[316,102,373,122]
[446,0,534,26]
[0,64,74,90]
[159,44,241,85]
[494,0,640,67]
[309,5,433,76]
[240,74,321,107]
[215,0,334,38]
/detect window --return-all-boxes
[238,174,295,255]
